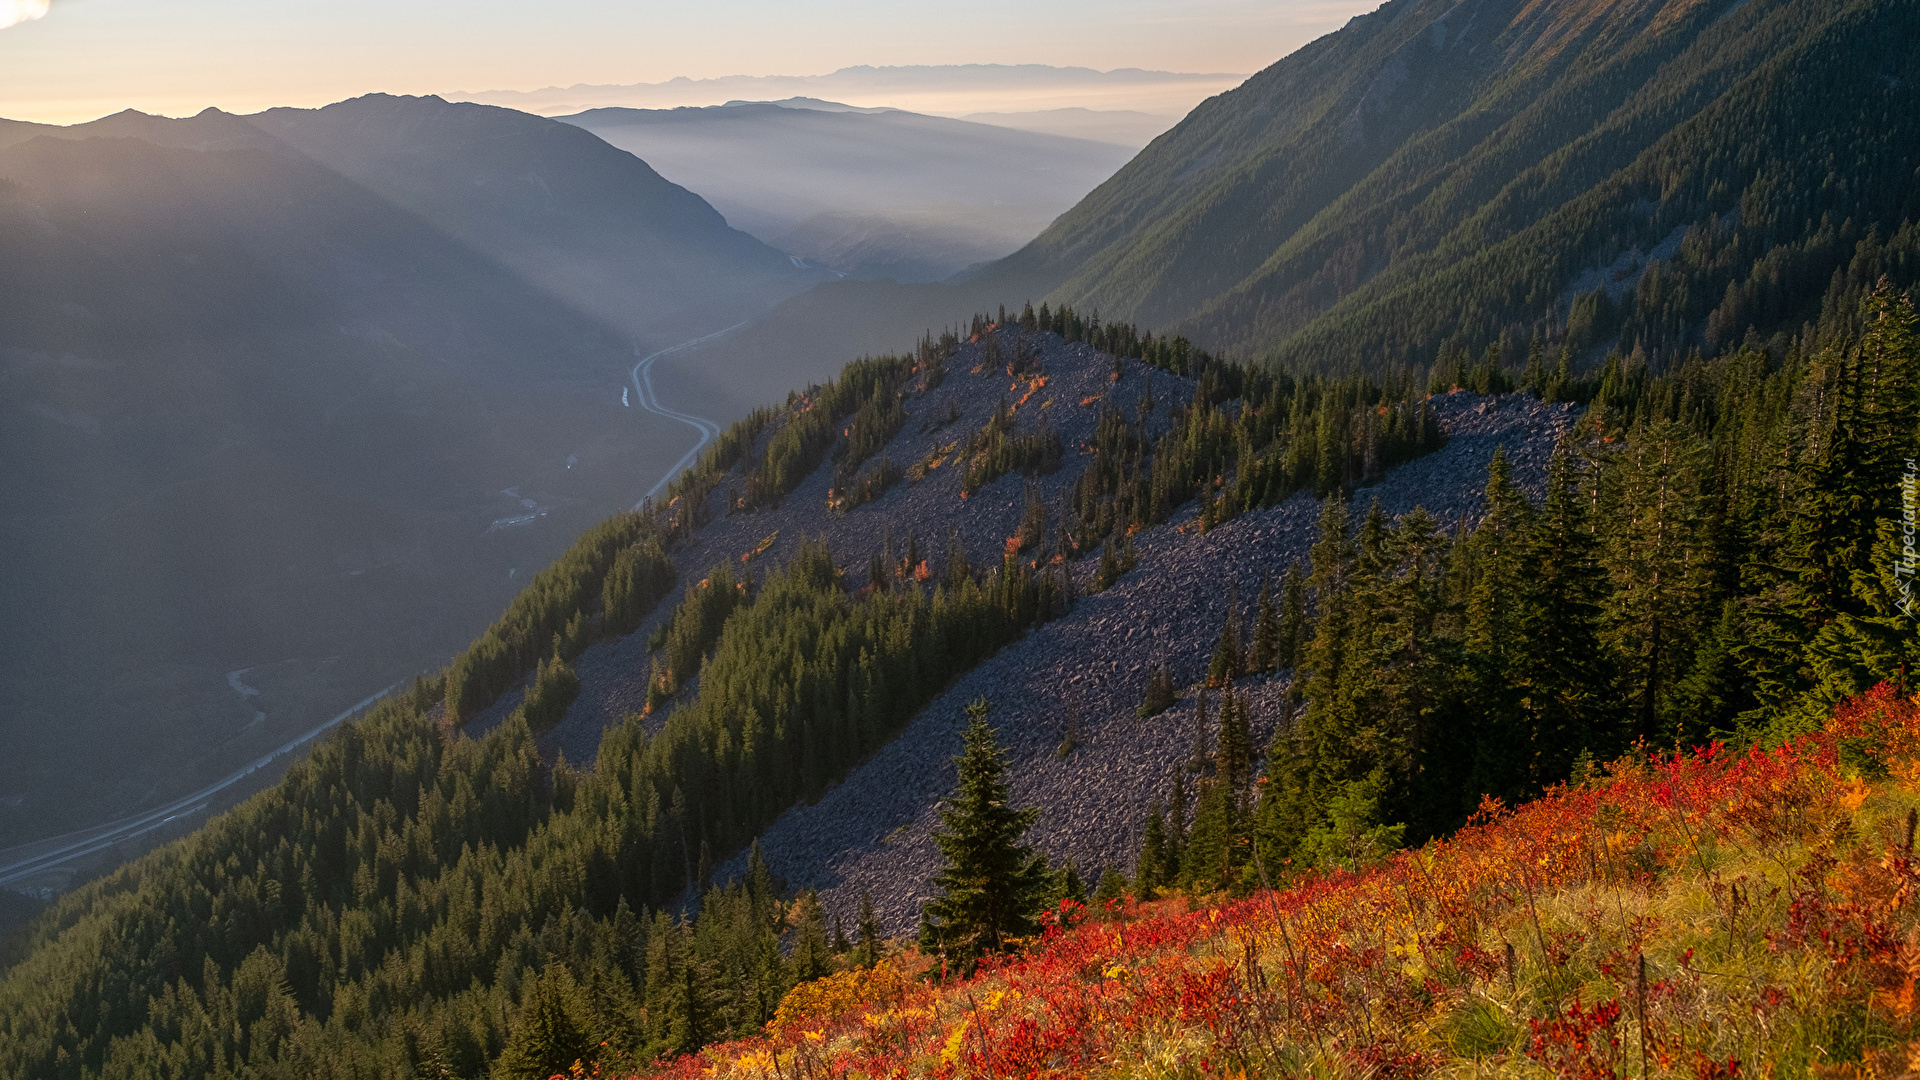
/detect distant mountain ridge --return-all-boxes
[451,64,1244,128]
[0,94,821,855]
[705,0,1917,377]
[0,94,821,341]
[561,101,1136,281]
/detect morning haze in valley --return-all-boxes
[3,0,1918,1076]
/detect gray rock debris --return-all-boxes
[531,328,1577,932]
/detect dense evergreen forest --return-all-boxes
[1002,0,1918,374]
[0,118,1915,1073]
[0,302,1454,1078]
[4,263,1917,1076]
[1131,282,1920,901]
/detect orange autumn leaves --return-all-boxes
[621,686,1920,1079]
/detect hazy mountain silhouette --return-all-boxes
[561,101,1135,281]
[698,0,1917,377]
[0,97,822,853]
[454,63,1243,121]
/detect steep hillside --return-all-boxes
[0,319,1457,1078]
[561,102,1135,281]
[1,277,1914,1077]
[709,0,1919,377]
[648,686,1920,1079]
[996,0,1920,367]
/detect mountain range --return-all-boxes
[705,0,1918,377]
[561,99,1136,281]
[0,94,820,854]
[452,64,1244,134]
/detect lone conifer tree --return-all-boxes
[1277,561,1307,673]
[789,891,833,983]
[1207,585,1243,685]
[855,892,883,969]
[1135,800,1171,895]
[1251,570,1281,672]
[497,966,592,1079]
[1216,689,1252,791]
[919,698,1049,964]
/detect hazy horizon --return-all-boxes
[0,0,1378,125]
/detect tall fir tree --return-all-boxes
[789,891,833,983]
[1251,570,1281,673]
[1134,800,1172,895]
[1526,438,1618,771]
[854,892,883,969]
[1207,585,1244,686]
[1598,418,1714,741]
[1276,560,1307,674]
[1772,286,1920,733]
[918,699,1050,965]
[1215,689,1253,792]
[1459,448,1537,806]
[495,967,593,1080]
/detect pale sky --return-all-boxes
[0,0,1379,125]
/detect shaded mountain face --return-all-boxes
[0,95,823,342]
[562,102,1137,281]
[999,0,1920,366]
[0,98,821,854]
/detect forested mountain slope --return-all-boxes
[0,314,1455,1078]
[2,269,1916,1076]
[680,0,1920,390]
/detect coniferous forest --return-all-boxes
[2,268,1915,1077]
[2,0,1919,1075]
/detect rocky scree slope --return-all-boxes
[513,326,1575,933]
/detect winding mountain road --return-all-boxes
[0,325,746,892]
[631,321,744,503]
[0,684,394,888]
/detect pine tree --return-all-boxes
[1215,690,1252,791]
[643,914,709,1058]
[1598,418,1714,740]
[1137,665,1177,717]
[1251,570,1281,672]
[1207,585,1244,685]
[1460,448,1537,805]
[1134,801,1171,895]
[1054,860,1087,906]
[1178,780,1240,894]
[1526,438,1618,774]
[1189,686,1212,771]
[1773,286,1920,731]
[496,967,593,1080]
[855,892,882,969]
[1166,772,1189,871]
[789,891,833,983]
[918,699,1049,964]
[1277,561,1307,673]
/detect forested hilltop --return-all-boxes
[0,304,1453,1078]
[3,270,1916,1077]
